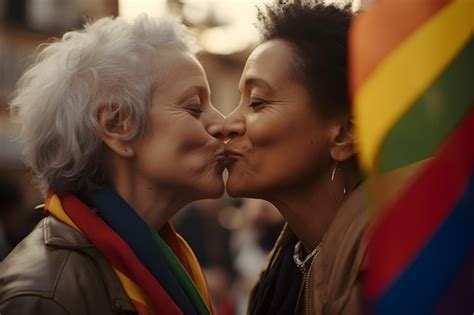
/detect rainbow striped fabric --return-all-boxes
[45,188,214,315]
[349,0,473,314]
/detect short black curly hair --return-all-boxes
[257,0,352,118]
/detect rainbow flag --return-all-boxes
[349,0,474,314]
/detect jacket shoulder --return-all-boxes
[0,295,68,314]
[310,183,369,314]
[0,217,118,314]
[0,218,72,301]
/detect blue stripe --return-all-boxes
[86,188,197,315]
[375,171,474,315]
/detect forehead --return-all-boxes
[241,39,297,86]
[153,49,209,91]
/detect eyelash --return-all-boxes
[186,105,204,116]
[249,98,267,110]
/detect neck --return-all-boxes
[268,162,360,252]
[108,157,189,231]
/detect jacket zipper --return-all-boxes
[295,256,316,315]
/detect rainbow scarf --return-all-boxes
[45,188,214,315]
[350,0,473,314]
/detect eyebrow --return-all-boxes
[178,85,208,103]
[243,77,274,92]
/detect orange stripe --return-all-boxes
[113,267,150,307]
[131,299,154,315]
[368,158,431,217]
[160,223,192,275]
[177,235,214,313]
[350,0,451,96]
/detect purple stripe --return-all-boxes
[432,248,474,315]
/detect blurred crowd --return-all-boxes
[174,198,284,315]
[0,178,43,260]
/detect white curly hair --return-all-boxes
[10,14,198,195]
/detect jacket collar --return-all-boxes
[39,209,137,314]
[317,181,368,268]
[42,213,94,249]
[274,181,368,249]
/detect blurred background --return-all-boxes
[0,0,360,313]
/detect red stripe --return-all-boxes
[365,108,474,298]
[61,194,183,315]
[349,0,450,98]
[160,223,192,275]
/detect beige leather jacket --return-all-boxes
[0,215,136,314]
[250,183,368,315]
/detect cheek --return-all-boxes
[228,113,330,196]
[175,128,210,156]
[173,123,222,174]
[167,117,211,150]
[257,127,327,182]
[246,113,286,146]
[247,111,309,165]
[135,121,214,177]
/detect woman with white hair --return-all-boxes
[0,15,225,315]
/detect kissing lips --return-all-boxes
[215,152,227,162]
[223,149,243,168]
[224,149,243,160]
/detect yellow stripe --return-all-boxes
[354,0,474,172]
[113,267,149,306]
[46,194,152,312]
[177,235,213,311]
[46,194,81,231]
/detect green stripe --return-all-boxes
[379,37,474,173]
[148,227,211,315]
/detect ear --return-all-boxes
[329,117,357,162]
[97,103,135,158]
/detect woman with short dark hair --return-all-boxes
[222,1,366,314]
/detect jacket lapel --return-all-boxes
[42,215,137,314]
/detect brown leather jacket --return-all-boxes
[0,215,137,314]
[249,183,368,315]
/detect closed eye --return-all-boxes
[185,106,204,117]
[249,98,268,110]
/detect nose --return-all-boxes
[205,105,226,140]
[221,107,246,140]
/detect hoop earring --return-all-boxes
[331,162,347,203]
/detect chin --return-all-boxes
[226,185,242,198]
[225,169,273,199]
[197,177,225,199]
[226,183,260,198]
[207,182,225,198]
[225,175,251,198]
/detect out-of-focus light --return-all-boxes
[201,25,258,55]
[352,0,362,10]
[118,0,360,55]
[118,0,167,20]
[196,0,273,55]
[325,0,361,11]
[182,1,212,25]
[356,0,376,10]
